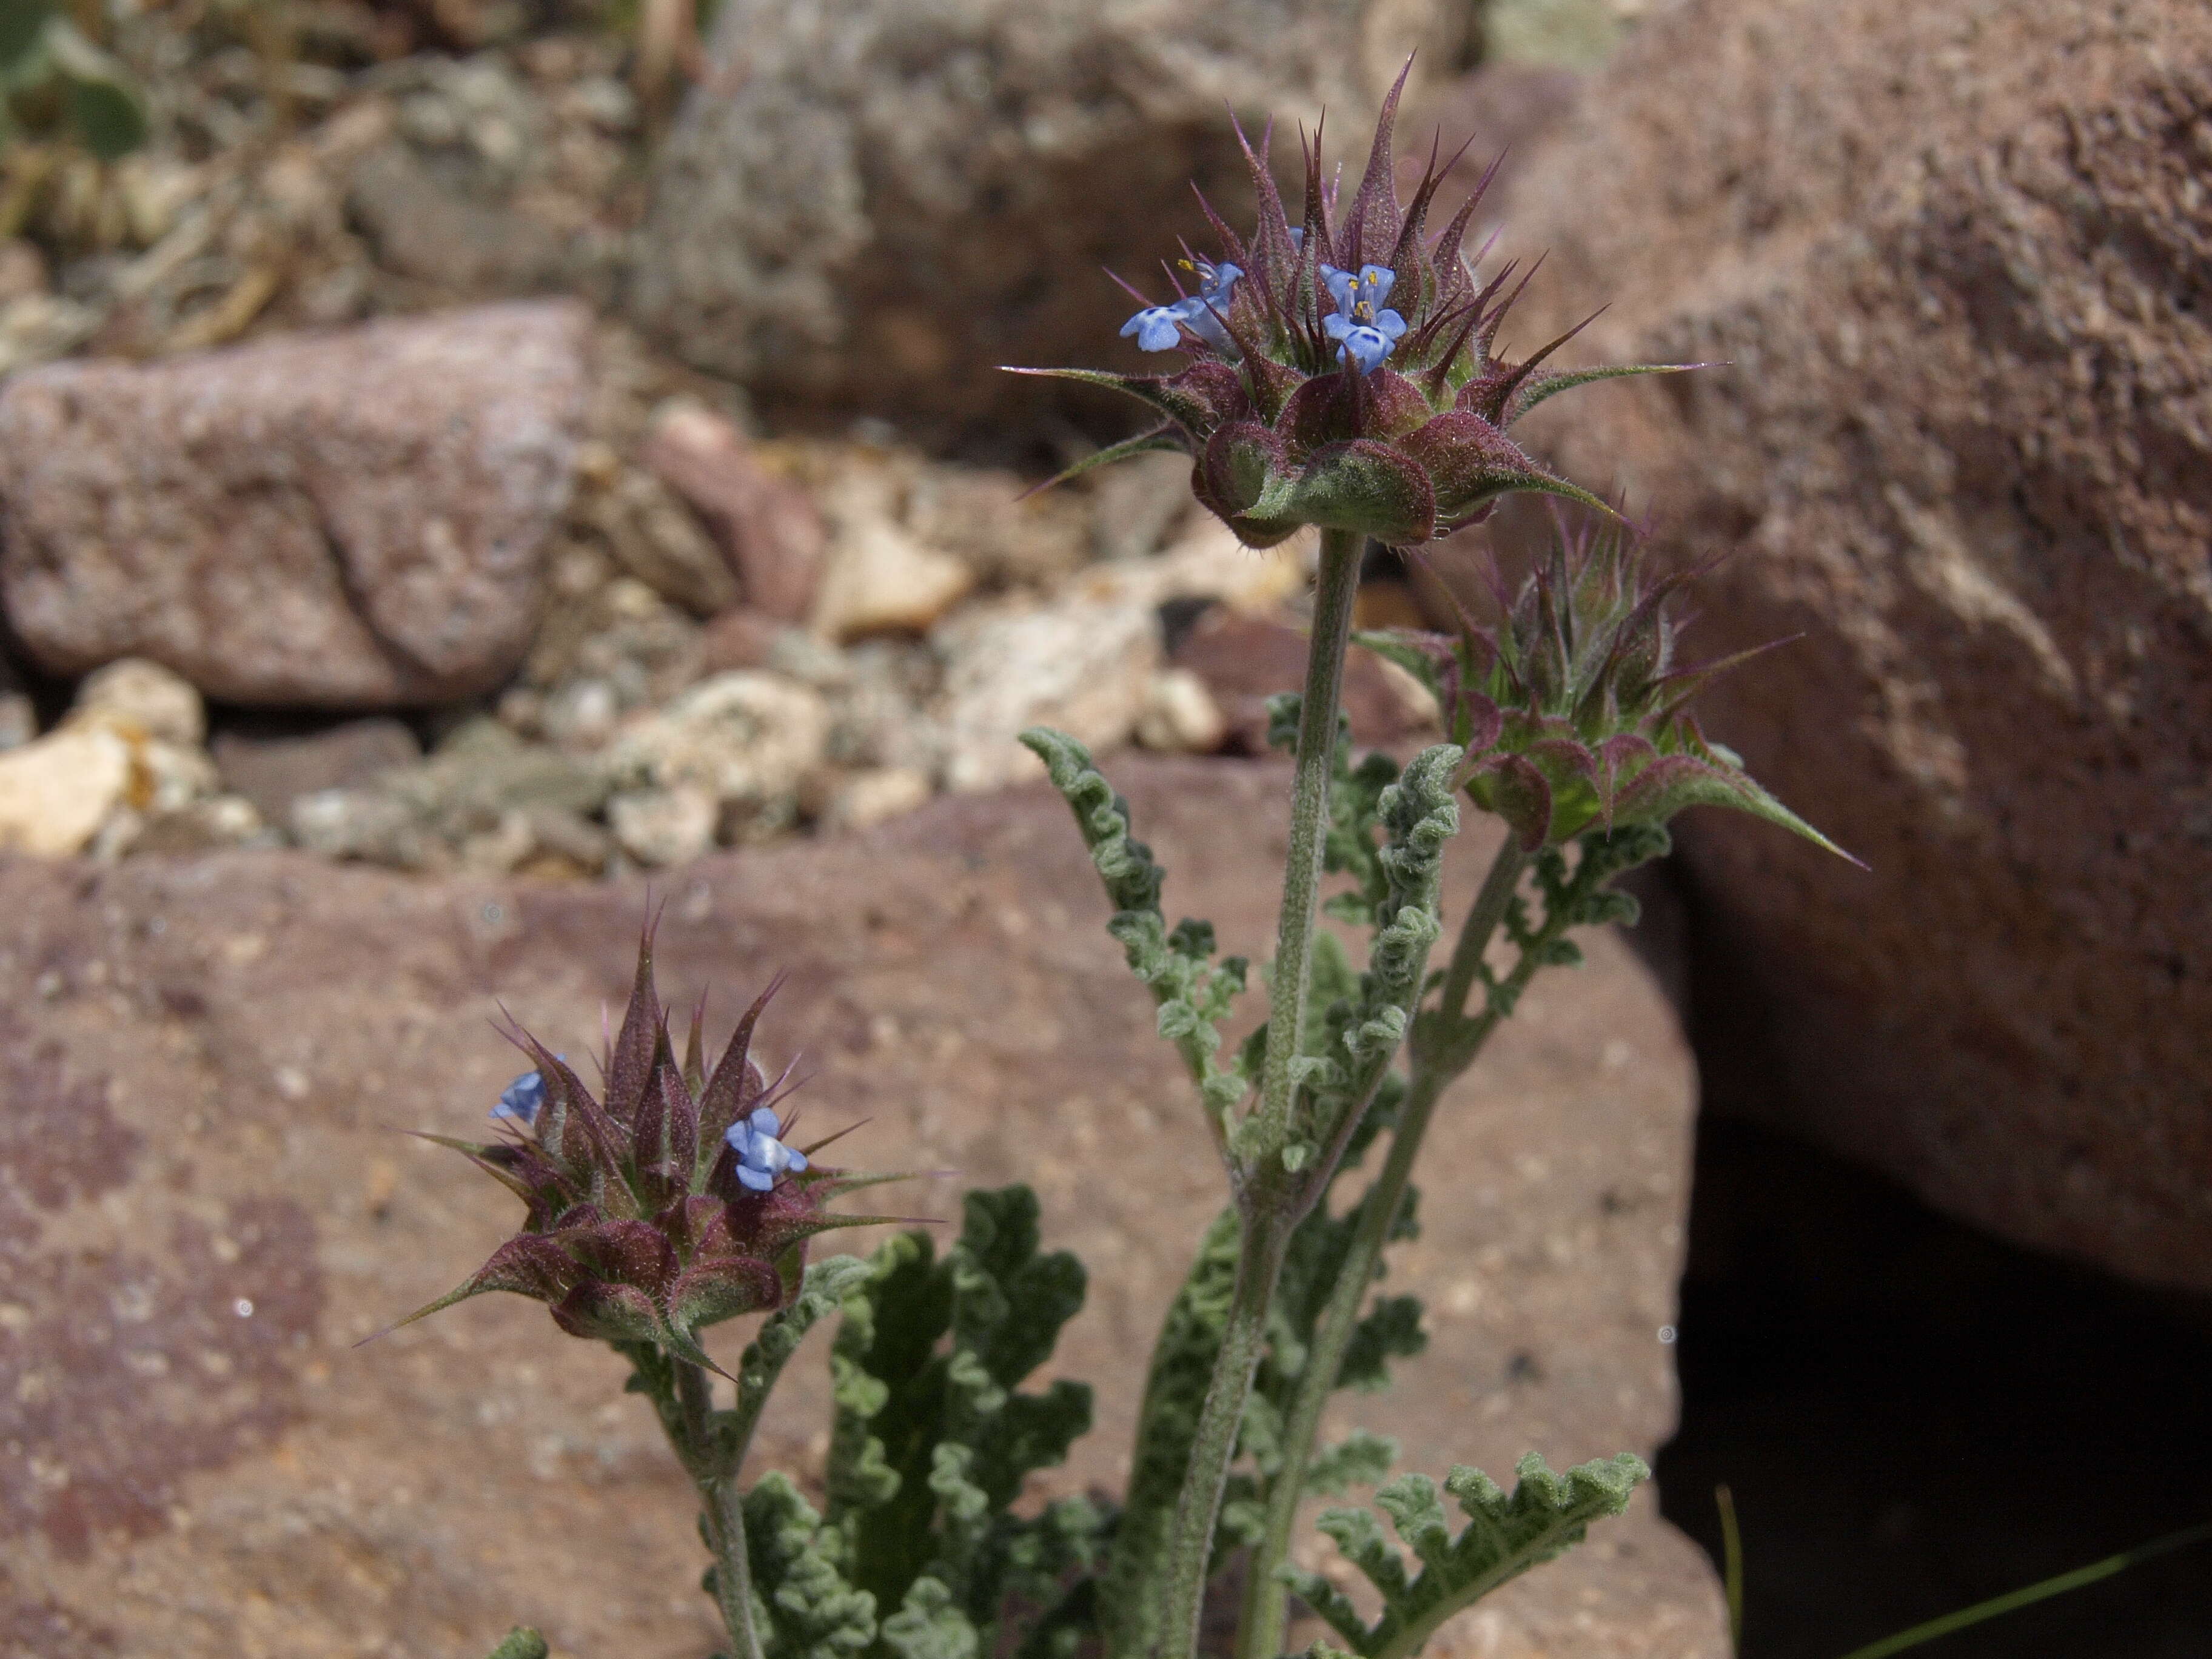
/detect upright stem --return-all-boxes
[1158,528,1364,1659]
[675,1359,765,1659]
[1157,1212,1289,1659]
[1235,836,1527,1659]
[1253,528,1364,1153]
[1438,836,1528,1027]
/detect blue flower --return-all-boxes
[1122,260,1242,354]
[1323,263,1407,374]
[725,1105,809,1193]
[493,1067,548,1127]
[1326,317,1407,374]
[1178,260,1242,350]
[1120,304,1188,352]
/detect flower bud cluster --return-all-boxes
[390,922,897,1370]
[1372,521,1848,857]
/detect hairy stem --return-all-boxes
[1158,528,1364,1659]
[1157,1211,1288,1659]
[1438,836,1529,1026]
[1235,836,1527,1659]
[675,1359,765,1659]
[1253,527,1365,1157]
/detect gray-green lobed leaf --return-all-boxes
[1286,1452,1649,1659]
[822,1187,1101,1659]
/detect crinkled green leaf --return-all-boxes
[1285,1453,1649,1657]
[826,1187,1099,1655]
[1024,728,1254,1117]
[745,1472,879,1659]
[1099,1207,1241,1657]
[881,1575,980,1659]
[1307,1429,1401,1496]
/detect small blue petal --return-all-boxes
[1122,304,1187,352]
[749,1106,781,1134]
[1373,309,1407,341]
[787,1148,809,1173]
[1177,296,1234,351]
[1289,227,1305,250]
[736,1165,774,1192]
[1322,266,1351,309]
[492,1067,547,1126]
[1356,264,1396,306]
[1323,313,1353,342]
[1335,324,1398,375]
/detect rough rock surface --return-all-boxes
[0,759,1723,1658]
[1501,0,2212,1289]
[640,401,826,622]
[212,720,426,830]
[0,725,135,856]
[0,301,590,709]
[933,594,1164,792]
[1172,606,1430,751]
[629,0,1475,438]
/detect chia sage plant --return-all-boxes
[400,66,1847,1659]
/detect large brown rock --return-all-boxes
[0,758,1723,1658]
[628,0,1478,443]
[0,302,590,709]
[1497,0,2212,1288]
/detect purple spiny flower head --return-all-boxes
[726,1105,809,1192]
[1017,61,1700,548]
[383,920,910,1371]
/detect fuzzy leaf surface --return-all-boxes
[1285,1453,1649,1658]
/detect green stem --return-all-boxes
[1437,836,1528,1030]
[1158,528,1364,1659]
[1156,1211,1289,1659]
[675,1359,766,1659]
[1253,527,1364,1157]
[1233,836,1526,1659]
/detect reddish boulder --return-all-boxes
[0,301,589,709]
[1501,0,2212,1287]
[639,400,827,622]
